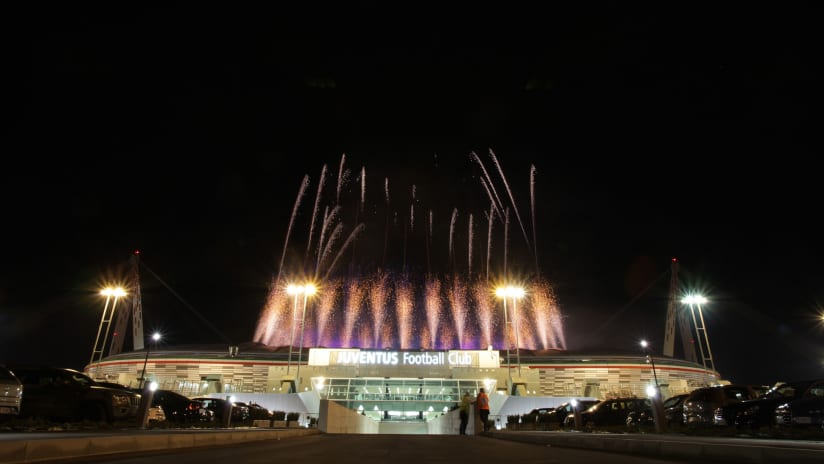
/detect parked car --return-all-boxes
[663,393,690,427]
[682,384,764,426]
[554,400,601,429]
[520,406,553,428]
[139,389,214,423]
[237,401,273,421]
[714,379,824,429]
[8,365,141,423]
[0,365,23,417]
[626,393,690,428]
[775,394,824,429]
[192,397,249,423]
[574,397,650,430]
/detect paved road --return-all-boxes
[2,428,823,463]
[49,433,701,464]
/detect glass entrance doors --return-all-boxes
[312,377,493,421]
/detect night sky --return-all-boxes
[2,5,821,386]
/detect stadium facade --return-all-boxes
[87,342,719,422]
[86,155,721,423]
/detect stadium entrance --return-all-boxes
[305,348,501,421]
[314,377,493,421]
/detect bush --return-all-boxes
[272,411,286,420]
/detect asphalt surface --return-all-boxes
[1,428,823,464]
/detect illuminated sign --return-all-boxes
[308,348,500,368]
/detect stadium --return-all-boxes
[85,153,720,429]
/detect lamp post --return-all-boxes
[640,340,659,389]
[509,286,525,379]
[139,332,161,389]
[681,295,715,372]
[495,285,525,394]
[285,284,301,379]
[495,287,513,393]
[640,339,665,433]
[286,283,316,393]
[89,287,127,376]
[295,283,317,393]
[139,381,158,429]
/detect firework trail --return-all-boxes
[467,213,474,276]
[429,210,433,240]
[380,323,393,349]
[276,175,310,286]
[314,279,340,347]
[479,177,502,223]
[448,275,469,349]
[316,213,342,276]
[382,177,390,266]
[395,279,414,349]
[510,294,527,351]
[336,153,346,205]
[424,278,442,349]
[258,272,565,350]
[409,205,414,233]
[342,280,366,347]
[360,166,366,212]
[471,152,506,223]
[319,225,344,274]
[486,203,494,281]
[323,223,366,281]
[305,164,328,265]
[257,151,567,351]
[530,164,539,276]
[410,184,416,231]
[253,285,287,343]
[369,272,389,348]
[420,326,432,350]
[489,148,530,249]
[385,177,390,204]
[448,208,458,265]
[504,207,510,279]
[473,284,494,348]
[426,209,434,274]
[528,281,553,349]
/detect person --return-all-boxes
[477,387,490,431]
[459,391,472,434]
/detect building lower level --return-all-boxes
[87,342,720,421]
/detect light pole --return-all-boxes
[295,283,317,393]
[286,284,301,379]
[89,287,127,375]
[139,381,158,429]
[495,287,513,393]
[139,332,161,389]
[286,283,316,393]
[681,295,715,372]
[509,286,525,379]
[640,339,665,433]
[495,285,525,394]
[640,340,660,389]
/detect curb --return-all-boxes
[488,431,824,464]
[0,428,320,463]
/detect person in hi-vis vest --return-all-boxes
[476,388,490,432]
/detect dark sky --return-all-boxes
[2,4,822,386]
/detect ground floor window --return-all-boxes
[314,377,490,421]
